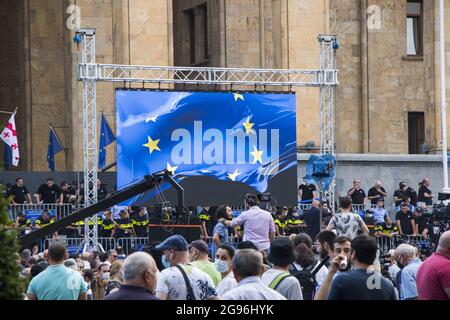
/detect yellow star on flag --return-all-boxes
[243,117,255,134]
[142,136,161,154]
[250,145,264,164]
[233,93,244,102]
[146,116,158,123]
[166,162,178,175]
[227,169,241,181]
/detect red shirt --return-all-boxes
[416,253,450,300]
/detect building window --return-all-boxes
[408,112,425,154]
[407,0,423,56]
[184,3,209,66]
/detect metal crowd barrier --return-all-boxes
[117,237,150,255]
[43,237,117,253]
[9,203,79,221]
[376,235,430,255]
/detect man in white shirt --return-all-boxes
[155,235,219,300]
[225,194,275,253]
[222,249,286,300]
[262,238,303,300]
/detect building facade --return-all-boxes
[0,0,449,171]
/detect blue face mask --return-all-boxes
[161,255,171,269]
[214,259,229,273]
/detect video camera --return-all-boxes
[153,201,176,222]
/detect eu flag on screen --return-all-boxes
[116,90,297,204]
[99,113,116,169]
[3,143,12,170]
[47,126,64,172]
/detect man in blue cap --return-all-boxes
[154,235,219,300]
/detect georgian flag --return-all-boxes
[1,114,19,166]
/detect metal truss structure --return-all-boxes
[76,30,338,250]
[77,29,100,252]
[318,35,338,209]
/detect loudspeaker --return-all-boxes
[148,224,202,243]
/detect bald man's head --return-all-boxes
[122,252,158,293]
[437,231,450,258]
[312,200,320,208]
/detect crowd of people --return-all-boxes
[14,194,450,301]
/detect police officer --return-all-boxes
[198,207,211,239]
[101,210,116,238]
[115,210,135,238]
[34,210,54,229]
[274,207,288,236]
[131,207,149,238]
[285,207,303,235]
[15,212,31,231]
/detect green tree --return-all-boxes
[0,189,25,300]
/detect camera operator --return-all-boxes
[380,249,401,285]
[413,204,429,236]
[422,216,443,245]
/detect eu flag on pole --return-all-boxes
[99,113,115,169]
[47,125,64,172]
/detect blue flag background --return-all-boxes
[47,126,64,172]
[116,90,297,205]
[99,113,116,169]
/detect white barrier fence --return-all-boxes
[9,203,79,221]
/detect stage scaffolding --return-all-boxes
[76,28,339,251]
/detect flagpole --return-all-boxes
[49,122,66,152]
[440,0,450,193]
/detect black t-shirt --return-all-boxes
[37,184,62,203]
[395,210,414,235]
[62,188,77,203]
[405,187,418,206]
[368,187,387,205]
[418,185,433,205]
[393,189,405,207]
[10,185,30,204]
[348,188,366,205]
[328,269,397,300]
[299,184,316,201]
[414,215,427,234]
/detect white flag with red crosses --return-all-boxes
[1,114,20,166]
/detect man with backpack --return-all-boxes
[261,238,303,300]
[290,233,330,300]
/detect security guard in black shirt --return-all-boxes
[131,207,149,237]
[115,210,135,238]
[101,210,116,238]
